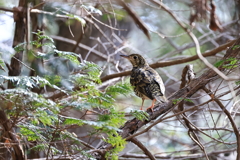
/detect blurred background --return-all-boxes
[0,0,239,159]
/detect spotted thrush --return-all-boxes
[120,54,167,111]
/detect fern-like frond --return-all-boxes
[106,82,133,97]
[54,49,80,65]
[0,75,67,94]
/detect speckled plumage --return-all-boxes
[121,54,167,111]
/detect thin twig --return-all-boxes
[121,148,237,159]
[150,0,239,81]
[12,56,35,71]
[203,87,240,159]
[129,137,156,160]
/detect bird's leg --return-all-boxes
[140,98,145,110]
[146,99,156,112]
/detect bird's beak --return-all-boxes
[120,54,129,59]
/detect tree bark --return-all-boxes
[8,0,26,88]
[0,0,27,159]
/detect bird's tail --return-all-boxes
[156,95,168,103]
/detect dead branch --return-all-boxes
[118,0,150,40]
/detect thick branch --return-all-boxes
[118,0,150,40]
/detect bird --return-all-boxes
[120,54,167,112]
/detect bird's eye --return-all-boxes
[133,56,137,59]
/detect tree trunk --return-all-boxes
[0,0,27,159]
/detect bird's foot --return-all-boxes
[146,106,154,112]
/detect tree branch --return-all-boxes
[129,137,156,160]
[121,148,237,159]
[150,0,239,81]
[94,37,240,159]
[203,86,240,159]
[100,39,236,82]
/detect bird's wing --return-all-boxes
[130,67,167,102]
[152,70,165,95]
[130,68,154,99]
[130,68,152,86]
[146,67,166,102]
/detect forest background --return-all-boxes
[0,0,239,160]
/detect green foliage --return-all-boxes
[32,30,54,46]
[61,109,126,159]
[172,98,193,104]
[98,109,126,129]
[61,70,131,158]
[104,132,127,160]
[30,144,48,151]
[14,42,26,53]
[214,60,224,68]
[106,83,133,97]
[14,30,55,53]
[183,98,194,103]
[0,53,6,71]
[78,61,102,84]
[0,75,66,93]
[14,30,81,66]
[232,44,240,50]
[172,98,181,104]
[236,81,240,85]
[223,57,238,69]
[214,57,238,69]
[0,31,134,159]
[54,50,80,65]
[20,124,42,141]
[0,88,57,111]
[62,112,123,131]
[130,110,149,121]
[44,75,61,87]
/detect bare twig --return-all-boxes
[125,99,217,141]
[118,0,150,40]
[129,137,156,160]
[190,32,239,81]
[51,35,108,60]
[150,0,239,81]
[203,87,240,159]
[176,64,210,159]
[121,148,237,159]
